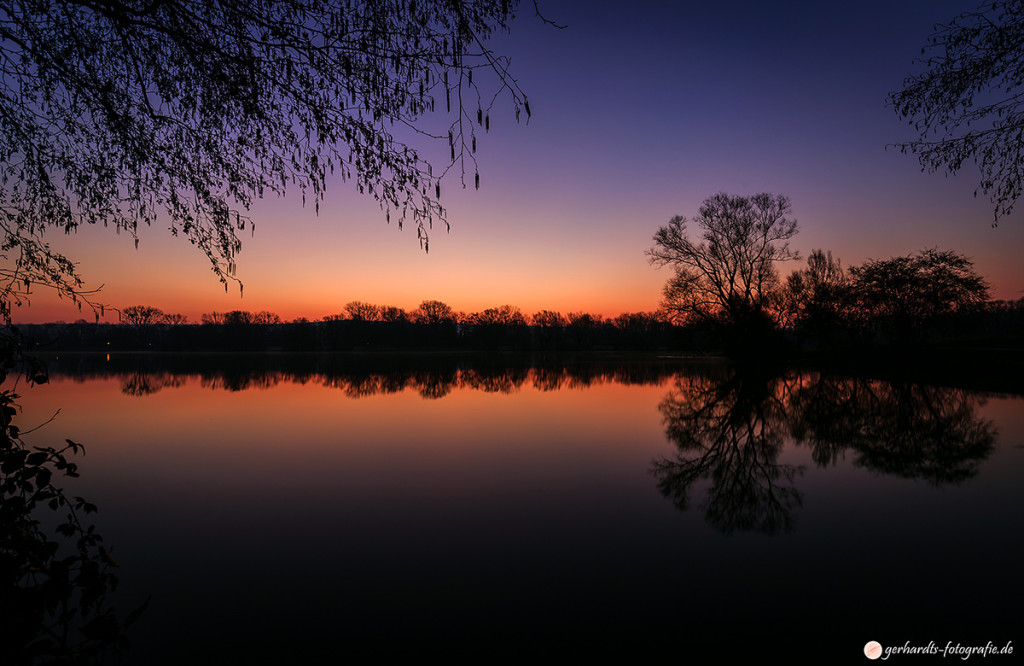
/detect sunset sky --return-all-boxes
[18,0,1024,323]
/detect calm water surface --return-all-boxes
[12,355,1024,662]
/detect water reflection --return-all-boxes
[48,355,1006,534]
[121,372,185,397]
[36,353,1011,540]
[653,367,998,534]
[40,353,685,398]
[13,354,1021,660]
[789,375,996,484]
[653,366,804,535]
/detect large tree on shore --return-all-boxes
[647,193,799,336]
[849,248,990,344]
[0,0,539,322]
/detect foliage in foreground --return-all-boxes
[0,336,142,664]
[889,0,1024,222]
[1,0,538,323]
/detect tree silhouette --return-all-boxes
[200,309,281,326]
[848,248,989,345]
[413,300,456,325]
[200,312,226,326]
[0,0,539,318]
[344,301,382,322]
[467,304,526,326]
[531,310,566,328]
[889,0,1024,221]
[380,306,410,324]
[783,249,850,347]
[121,305,164,326]
[647,193,799,348]
[250,311,281,325]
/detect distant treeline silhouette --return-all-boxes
[19,301,682,352]
[17,268,1024,355]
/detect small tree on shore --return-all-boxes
[344,302,381,321]
[413,300,456,326]
[161,313,189,325]
[121,305,164,326]
[379,306,410,323]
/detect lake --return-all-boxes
[8,353,1022,662]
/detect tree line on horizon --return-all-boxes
[109,301,668,330]
[15,279,1024,356]
[79,204,1017,357]
[13,194,1023,356]
[21,301,679,353]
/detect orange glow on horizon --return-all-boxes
[4,1,1024,327]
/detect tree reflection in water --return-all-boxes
[789,376,996,484]
[49,353,1002,540]
[652,367,804,535]
[121,373,185,397]
[87,355,684,399]
[653,367,997,535]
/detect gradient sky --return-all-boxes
[19,0,1024,323]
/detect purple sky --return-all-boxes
[22,0,1024,323]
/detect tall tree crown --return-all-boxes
[647,192,799,329]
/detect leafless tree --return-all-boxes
[161,313,189,325]
[647,193,799,331]
[344,301,381,321]
[413,299,455,325]
[121,304,164,325]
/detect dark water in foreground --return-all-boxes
[11,355,1024,662]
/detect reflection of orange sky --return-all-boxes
[19,370,1024,505]
[16,375,673,488]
